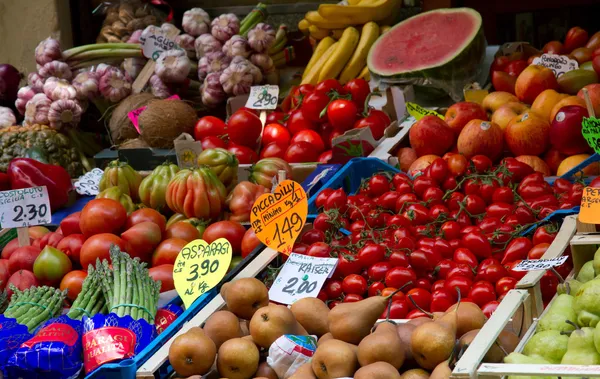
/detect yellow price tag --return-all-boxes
[579,187,600,224]
[250,180,308,255]
[173,238,232,309]
[406,102,444,121]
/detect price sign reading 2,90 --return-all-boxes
[250,180,308,255]
[246,85,279,110]
[172,238,232,309]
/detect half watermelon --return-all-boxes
[367,8,485,98]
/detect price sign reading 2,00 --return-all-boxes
[273,213,303,249]
[282,277,317,295]
[12,204,47,223]
[253,90,277,108]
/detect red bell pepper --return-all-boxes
[0,173,9,191]
[7,158,73,211]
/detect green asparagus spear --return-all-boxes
[131,262,139,320]
[111,246,121,310]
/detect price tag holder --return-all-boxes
[582,116,600,154]
[250,180,308,255]
[579,186,600,223]
[0,187,51,228]
[172,238,232,309]
[74,168,104,196]
[512,256,568,272]
[141,29,183,61]
[531,54,578,77]
[269,253,338,304]
[405,102,444,121]
[246,85,279,110]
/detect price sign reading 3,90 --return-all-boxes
[172,238,232,308]
[250,180,308,255]
[246,85,279,110]
[0,186,52,228]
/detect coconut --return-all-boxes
[138,99,198,148]
[119,138,150,149]
[109,93,156,144]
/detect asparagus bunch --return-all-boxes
[4,286,66,332]
[268,25,288,56]
[66,266,106,320]
[96,245,161,323]
[240,3,268,37]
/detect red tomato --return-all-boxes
[533,224,558,245]
[492,187,514,204]
[318,150,332,163]
[486,203,515,219]
[227,143,258,164]
[266,111,286,125]
[301,229,325,244]
[564,26,589,53]
[327,99,358,132]
[165,222,200,242]
[152,238,188,266]
[291,130,325,153]
[228,110,262,148]
[461,231,492,259]
[453,248,478,268]
[203,221,246,255]
[262,123,291,146]
[336,251,362,278]
[126,208,166,233]
[80,199,127,237]
[241,228,261,258]
[260,142,288,159]
[506,260,527,280]
[430,289,457,312]
[501,237,533,265]
[446,154,468,176]
[60,270,87,302]
[470,155,493,173]
[301,90,330,122]
[344,79,370,108]
[7,270,39,298]
[291,84,315,108]
[344,294,363,302]
[444,275,472,299]
[80,234,127,269]
[384,300,409,319]
[56,234,86,265]
[285,141,319,163]
[440,221,461,240]
[149,264,175,292]
[201,136,227,149]
[468,281,496,307]
[481,301,499,318]
[368,281,386,297]
[385,267,416,290]
[286,109,315,135]
[315,189,334,209]
[464,194,487,215]
[495,276,517,296]
[477,263,508,283]
[342,274,367,295]
[324,279,343,298]
[307,242,331,258]
[315,79,344,94]
[60,212,82,236]
[407,288,432,311]
[194,116,226,140]
[353,114,387,140]
[357,243,386,268]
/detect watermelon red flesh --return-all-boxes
[367,8,483,76]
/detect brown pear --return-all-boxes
[358,322,405,369]
[291,297,330,337]
[408,317,433,327]
[222,278,270,320]
[311,339,358,379]
[400,368,431,379]
[318,332,334,346]
[410,308,458,370]
[249,304,306,349]
[217,338,259,379]
[397,323,417,361]
[204,310,243,349]
[430,360,451,379]
[355,361,402,379]
[328,295,395,344]
[445,302,486,337]
[169,328,216,376]
[289,362,317,379]
[458,329,519,363]
[255,362,278,379]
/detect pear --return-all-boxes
[573,278,600,327]
[358,322,405,368]
[311,339,358,379]
[458,329,519,363]
[355,362,401,379]
[400,368,430,379]
[318,332,333,346]
[217,338,259,379]
[255,362,278,379]
[203,310,243,349]
[561,326,600,366]
[328,293,398,344]
[557,279,582,296]
[249,304,306,349]
[289,362,317,379]
[222,278,269,320]
[408,317,433,327]
[397,323,417,362]
[291,297,330,337]
[430,360,451,379]
[410,307,458,370]
[593,246,600,275]
[577,261,596,283]
[522,330,568,364]
[504,353,553,379]
[444,302,486,337]
[537,294,577,332]
[168,328,216,376]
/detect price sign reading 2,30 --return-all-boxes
[0,186,52,228]
[246,85,279,110]
[250,180,308,255]
[172,238,232,309]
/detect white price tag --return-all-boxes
[0,186,52,228]
[141,29,182,61]
[74,168,103,196]
[245,85,279,110]
[269,253,338,305]
[513,256,568,272]
[532,54,579,77]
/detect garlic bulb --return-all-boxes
[202,72,226,107]
[43,77,78,101]
[222,35,251,59]
[140,25,160,44]
[93,63,112,78]
[198,51,232,81]
[250,53,274,72]
[24,93,52,126]
[161,23,178,35]
[149,75,171,98]
[231,56,263,84]
[182,8,210,37]
[194,34,222,59]
[48,99,82,129]
[127,29,143,44]
[39,61,72,80]
[122,58,146,80]
[27,72,45,92]
[99,67,132,103]
[220,62,253,96]
[15,86,37,115]
[175,34,197,58]
[35,37,62,66]
[211,14,240,42]
[72,71,100,100]
[248,23,276,53]
[155,49,191,84]
[0,107,17,128]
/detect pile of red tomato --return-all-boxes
[193,78,392,164]
[290,154,577,318]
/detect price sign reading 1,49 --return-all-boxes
[246,85,279,110]
[172,238,232,308]
[0,186,52,228]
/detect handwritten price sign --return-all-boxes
[532,54,578,77]
[582,117,600,154]
[246,85,279,110]
[512,256,568,272]
[173,238,232,308]
[579,186,600,223]
[250,180,308,255]
[141,29,183,61]
[0,186,51,228]
[74,168,103,196]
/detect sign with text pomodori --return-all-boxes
[245,85,279,110]
[250,180,308,255]
[173,238,232,308]
[74,168,104,196]
[582,116,600,154]
[0,187,51,228]
[269,253,338,305]
[532,54,579,77]
[141,28,183,61]
[512,256,569,272]
[405,102,444,121]
[579,186,600,224]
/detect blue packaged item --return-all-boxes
[5,315,83,379]
[155,304,183,335]
[0,315,33,374]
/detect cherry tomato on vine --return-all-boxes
[468,281,496,307]
[266,111,286,125]
[342,274,367,295]
[444,275,472,299]
[495,276,517,296]
[532,224,558,245]
[385,267,416,290]
[290,130,325,154]
[290,84,315,108]
[430,289,457,312]
[286,109,315,135]
[407,288,432,311]
[354,114,387,140]
[284,141,319,163]
[324,279,343,298]
[327,99,358,132]
[367,174,391,197]
[302,90,330,122]
[315,79,345,94]
[262,123,291,147]
[343,78,370,109]
[260,142,288,159]
[357,243,386,268]
[440,221,461,240]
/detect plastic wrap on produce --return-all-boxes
[5,315,83,379]
[0,315,34,374]
[154,303,183,335]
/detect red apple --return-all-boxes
[408,115,455,157]
[505,112,551,156]
[457,120,504,162]
[396,147,417,172]
[550,105,591,155]
[505,60,528,77]
[515,65,559,105]
[543,41,563,55]
[564,26,589,54]
[444,102,488,136]
[408,155,440,176]
[482,92,519,114]
[491,102,529,131]
[490,56,511,75]
[492,71,517,94]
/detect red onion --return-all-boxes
[0,64,21,107]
